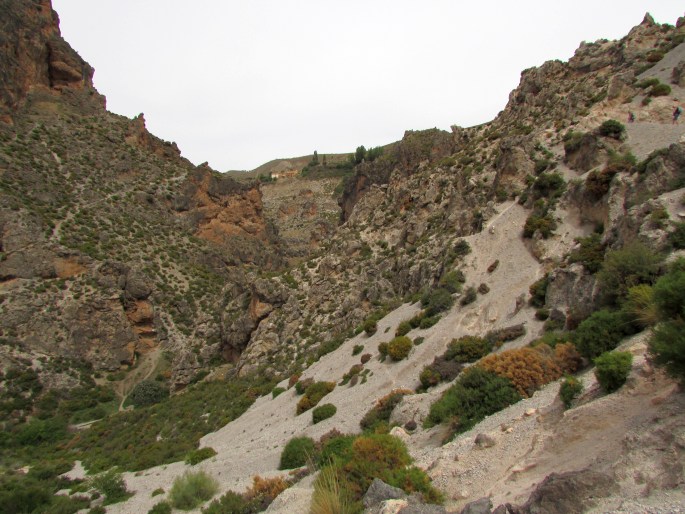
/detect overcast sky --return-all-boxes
[52,1,683,171]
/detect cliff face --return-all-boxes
[0,0,99,123]
[0,0,283,388]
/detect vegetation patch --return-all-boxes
[425,367,521,439]
[185,447,217,465]
[169,471,218,511]
[387,336,413,361]
[312,403,337,424]
[360,389,412,432]
[279,436,316,469]
[297,381,336,414]
[594,351,633,393]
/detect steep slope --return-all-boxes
[3,5,685,514]
[0,0,283,394]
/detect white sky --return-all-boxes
[51,1,683,171]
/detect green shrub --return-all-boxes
[573,309,634,359]
[533,172,566,199]
[439,270,465,294]
[312,403,337,424]
[523,212,557,239]
[271,387,285,398]
[129,380,168,408]
[668,222,685,249]
[421,288,454,316]
[420,357,463,389]
[185,447,217,465]
[419,315,440,329]
[594,351,633,393]
[89,469,132,505]
[319,434,356,465]
[363,319,377,336]
[378,342,389,361]
[295,378,313,395]
[650,83,671,97]
[529,275,549,307]
[460,286,477,305]
[650,320,685,381]
[598,242,663,305]
[559,376,583,408]
[387,336,412,361]
[395,321,412,337]
[413,337,425,346]
[296,381,335,414]
[202,490,255,514]
[340,364,363,386]
[148,502,172,514]
[445,335,492,363]
[360,390,412,431]
[352,344,364,356]
[652,263,685,320]
[169,471,219,510]
[568,233,605,273]
[279,437,316,469]
[597,119,625,139]
[425,367,521,437]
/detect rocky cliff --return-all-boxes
[0,0,283,389]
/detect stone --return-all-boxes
[363,479,406,509]
[518,469,618,514]
[474,433,496,448]
[460,497,493,514]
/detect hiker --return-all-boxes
[673,106,682,124]
[628,112,635,123]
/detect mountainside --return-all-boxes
[2,4,685,514]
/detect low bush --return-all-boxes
[169,471,218,510]
[420,357,463,389]
[523,212,557,239]
[421,288,454,316]
[360,353,372,364]
[129,380,168,408]
[648,260,685,380]
[395,321,412,337]
[295,378,314,395]
[89,469,132,505]
[185,447,217,465]
[279,437,316,469]
[271,387,285,398]
[668,222,685,250]
[445,335,492,363]
[568,233,605,273]
[439,270,465,293]
[363,319,377,336]
[148,502,172,514]
[296,382,335,414]
[479,346,562,397]
[559,376,583,408]
[529,275,549,307]
[597,119,625,139]
[425,367,521,435]
[460,286,477,305]
[360,390,412,431]
[419,315,440,329]
[313,403,337,424]
[387,336,412,361]
[554,343,583,374]
[378,342,389,361]
[485,324,526,346]
[594,351,633,393]
[650,83,671,97]
[340,364,363,386]
[352,344,364,356]
[598,242,663,305]
[533,172,566,199]
[573,309,634,359]
[202,491,253,514]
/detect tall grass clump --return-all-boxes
[169,471,219,510]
